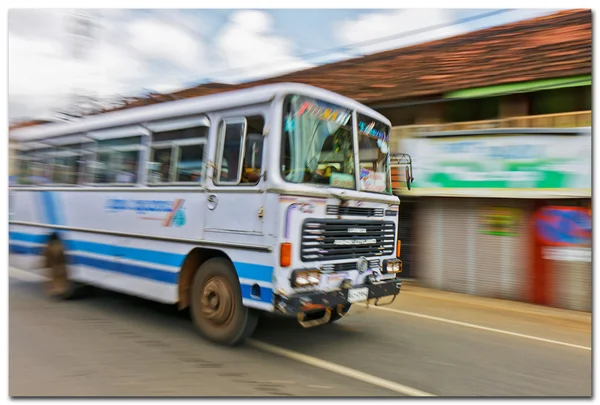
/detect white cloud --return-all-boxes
[334,9,467,55]
[213,10,314,83]
[127,18,206,71]
[8,9,208,121]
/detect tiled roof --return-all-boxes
[9,120,54,131]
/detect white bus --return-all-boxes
[9,83,412,346]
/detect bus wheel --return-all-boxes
[328,304,352,324]
[190,258,258,346]
[44,238,81,300]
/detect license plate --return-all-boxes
[347,287,369,303]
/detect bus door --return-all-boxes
[204,116,267,238]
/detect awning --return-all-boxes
[446,75,591,99]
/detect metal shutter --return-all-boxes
[440,198,470,294]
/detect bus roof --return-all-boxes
[9,83,391,143]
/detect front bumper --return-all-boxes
[274,277,402,315]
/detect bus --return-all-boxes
[9,83,413,346]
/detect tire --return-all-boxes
[190,257,258,346]
[328,304,352,324]
[43,238,85,300]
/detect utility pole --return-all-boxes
[57,9,101,120]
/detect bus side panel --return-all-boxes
[9,190,49,270]
[9,189,275,310]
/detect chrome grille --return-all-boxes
[301,219,396,262]
[326,205,384,217]
[321,259,381,273]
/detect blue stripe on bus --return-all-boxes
[9,243,272,304]
[40,191,58,225]
[9,232,48,244]
[9,232,274,286]
[231,262,274,283]
[71,254,179,284]
[64,240,186,268]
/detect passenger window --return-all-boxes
[91,136,141,184]
[177,144,204,182]
[216,116,264,186]
[50,143,91,185]
[148,126,207,184]
[16,149,47,185]
[149,147,173,183]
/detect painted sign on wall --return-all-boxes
[479,207,520,236]
[534,206,591,263]
[401,131,591,197]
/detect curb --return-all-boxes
[399,279,591,325]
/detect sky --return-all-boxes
[8,8,560,123]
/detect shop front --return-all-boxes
[394,127,591,310]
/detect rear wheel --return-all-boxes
[44,238,84,300]
[190,258,258,346]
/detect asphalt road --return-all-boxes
[9,268,592,397]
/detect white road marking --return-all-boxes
[248,340,435,397]
[11,266,433,396]
[9,267,47,282]
[358,304,591,351]
[10,264,589,395]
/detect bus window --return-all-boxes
[149,147,172,183]
[91,136,142,184]
[177,144,204,182]
[149,126,207,184]
[242,133,263,184]
[216,115,264,185]
[51,144,89,185]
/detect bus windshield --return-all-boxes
[357,113,392,194]
[281,95,356,190]
[281,95,392,194]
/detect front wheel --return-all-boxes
[190,258,258,346]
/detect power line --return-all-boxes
[178,9,515,85]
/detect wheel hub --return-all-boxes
[200,277,234,326]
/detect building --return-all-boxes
[9,9,592,310]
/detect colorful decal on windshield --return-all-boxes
[296,101,351,126]
[358,120,389,141]
[330,172,355,189]
[377,138,390,154]
[360,168,387,192]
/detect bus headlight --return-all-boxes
[383,259,402,274]
[291,269,321,287]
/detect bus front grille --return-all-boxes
[300,219,395,262]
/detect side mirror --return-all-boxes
[391,153,414,191]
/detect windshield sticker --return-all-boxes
[358,120,389,141]
[330,172,355,189]
[360,169,387,192]
[296,101,351,126]
[284,117,296,132]
[377,139,390,154]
